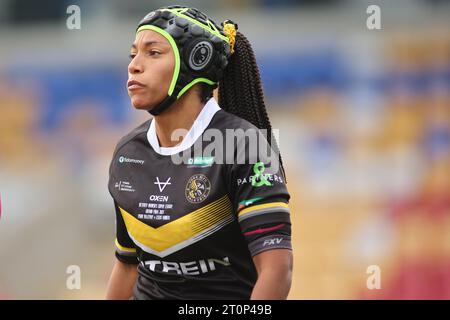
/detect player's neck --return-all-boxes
[153,88,205,148]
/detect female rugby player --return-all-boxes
[106,5,293,300]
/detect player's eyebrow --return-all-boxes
[131,41,167,49]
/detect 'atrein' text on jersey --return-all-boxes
[108,98,292,299]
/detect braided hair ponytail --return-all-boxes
[218,28,287,182]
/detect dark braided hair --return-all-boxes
[217,31,287,182]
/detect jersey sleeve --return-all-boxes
[108,141,139,265]
[114,201,139,264]
[225,128,292,257]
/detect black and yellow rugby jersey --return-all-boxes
[108,97,292,300]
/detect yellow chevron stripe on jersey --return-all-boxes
[237,202,289,221]
[119,195,233,257]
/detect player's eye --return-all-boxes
[148,50,161,56]
[129,53,136,60]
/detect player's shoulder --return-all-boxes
[210,109,259,132]
[112,119,151,158]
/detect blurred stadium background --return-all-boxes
[0,0,449,299]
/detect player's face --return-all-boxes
[127,30,175,111]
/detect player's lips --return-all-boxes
[127,80,146,91]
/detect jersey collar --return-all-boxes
[147,97,221,156]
